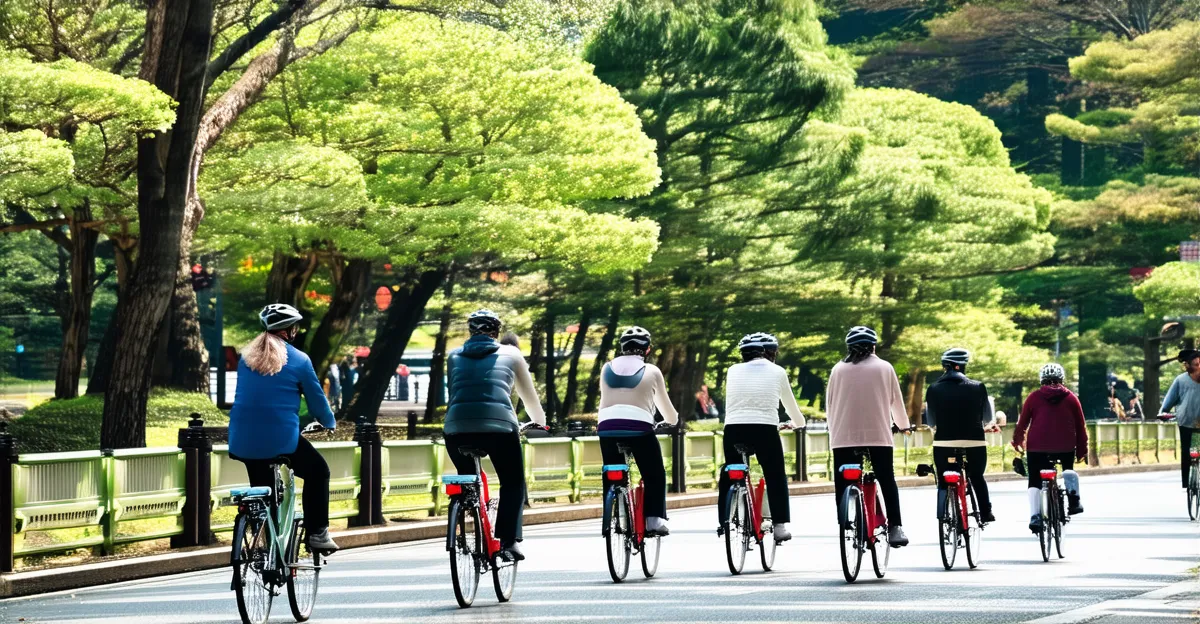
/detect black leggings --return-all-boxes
[1026,452,1074,489]
[244,437,331,531]
[933,446,991,514]
[445,431,526,544]
[600,433,667,518]
[833,446,902,527]
[718,424,791,524]
[1180,426,1196,488]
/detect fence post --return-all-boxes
[1115,424,1122,465]
[795,431,808,482]
[407,411,418,439]
[1088,423,1099,466]
[0,422,16,572]
[101,448,115,555]
[174,414,214,547]
[351,420,385,526]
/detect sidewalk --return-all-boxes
[0,462,1176,598]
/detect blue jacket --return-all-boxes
[444,335,545,435]
[229,343,336,459]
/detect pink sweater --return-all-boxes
[826,355,909,449]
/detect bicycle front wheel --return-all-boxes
[1053,490,1065,559]
[1038,487,1052,563]
[232,514,274,624]
[964,483,982,569]
[1188,464,1198,521]
[760,520,777,572]
[448,499,482,608]
[838,487,863,583]
[725,486,749,575]
[286,519,321,622]
[606,491,631,582]
[938,488,958,570]
[641,534,661,578]
[493,559,518,602]
[870,487,890,579]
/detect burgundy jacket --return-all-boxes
[1014,384,1089,457]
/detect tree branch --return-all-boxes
[205,0,310,90]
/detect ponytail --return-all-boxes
[242,332,288,376]
[843,343,874,364]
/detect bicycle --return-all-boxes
[916,449,986,571]
[601,439,664,583]
[836,448,893,583]
[229,426,330,624]
[1188,447,1199,521]
[1015,455,1069,562]
[443,424,548,608]
[721,442,777,575]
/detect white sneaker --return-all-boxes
[773,522,792,543]
[646,516,670,536]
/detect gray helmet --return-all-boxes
[260,303,303,331]
[941,347,971,367]
[467,309,502,334]
[1040,362,1065,383]
[845,325,878,346]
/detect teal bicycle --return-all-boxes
[230,426,329,624]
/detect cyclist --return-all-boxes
[444,309,546,562]
[826,326,910,547]
[1012,363,1088,533]
[1159,349,1200,489]
[924,348,996,523]
[229,304,339,553]
[598,326,678,536]
[718,332,805,542]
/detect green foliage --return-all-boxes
[1134,262,1200,320]
[892,305,1050,382]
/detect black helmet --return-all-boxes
[845,326,878,346]
[260,303,303,331]
[941,347,970,367]
[467,309,502,334]
[619,326,652,351]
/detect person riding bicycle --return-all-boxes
[1012,363,1088,533]
[229,304,340,553]
[598,326,678,536]
[924,348,996,523]
[717,332,805,542]
[444,309,546,562]
[826,326,910,547]
[1159,349,1200,489]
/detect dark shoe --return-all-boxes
[981,510,996,523]
[1067,494,1084,515]
[716,524,726,538]
[307,528,339,553]
[887,525,909,547]
[499,542,525,562]
[1028,514,1043,533]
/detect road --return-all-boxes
[3,472,1197,624]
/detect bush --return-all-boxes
[10,390,227,453]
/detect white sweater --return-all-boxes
[723,360,806,427]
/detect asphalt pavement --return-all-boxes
[2,472,1197,624]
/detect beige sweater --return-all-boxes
[826,355,908,449]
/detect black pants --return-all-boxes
[933,446,991,514]
[833,446,902,527]
[1180,426,1196,488]
[244,437,331,531]
[445,431,525,544]
[718,424,791,524]
[600,433,667,518]
[1026,452,1074,489]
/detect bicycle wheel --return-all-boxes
[641,534,661,578]
[838,487,863,583]
[964,484,982,570]
[870,487,890,579]
[725,486,749,575]
[606,490,631,582]
[1188,464,1198,521]
[1053,490,1065,559]
[938,488,958,570]
[286,519,320,622]
[760,520,777,572]
[448,499,482,608]
[493,559,518,602]
[232,513,274,624]
[1038,487,1051,563]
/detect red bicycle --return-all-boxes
[837,449,890,583]
[722,443,776,574]
[602,440,663,582]
[917,449,986,570]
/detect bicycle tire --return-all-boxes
[938,486,958,571]
[964,482,981,570]
[448,499,481,608]
[870,487,889,579]
[1038,487,1051,562]
[1188,464,1198,521]
[760,522,777,572]
[233,513,274,624]
[838,487,863,583]
[641,534,661,578]
[1053,489,1065,559]
[606,490,631,582]
[493,559,518,602]
[286,519,320,622]
[725,486,749,575]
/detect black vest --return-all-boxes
[925,371,990,442]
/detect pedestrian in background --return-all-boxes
[326,362,341,411]
[1128,392,1144,421]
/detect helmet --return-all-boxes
[260,303,303,331]
[941,347,971,367]
[845,326,878,346]
[467,309,502,334]
[738,332,779,351]
[619,326,652,351]
[1040,363,1065,383]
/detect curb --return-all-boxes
[0,462,1175,599]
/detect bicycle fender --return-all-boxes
[838,487,859,529]
[602,489,614,537]
[445,499,460,552]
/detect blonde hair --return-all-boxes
[243,332,289,375]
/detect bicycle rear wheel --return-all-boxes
[641,534,661,578]
[606,491,631,582]
[938,488,958,570]
[448,499,482,608]
[964,484,982,569]
[725,486,749,575]
[232,513,274,624]
[1188,464,1198,521]
[286,519,320,622]
[838,487,863,583]
[1038,487,1051,563]
[870,487,890,579]
[493,559,518,602]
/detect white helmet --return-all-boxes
[738,332,779,351]
[845,326,878,346]
[1040,363,1065,383]
[619,326,652,351]
[260,303,303,331]
[467,308,502,334]
[941,347,971,367]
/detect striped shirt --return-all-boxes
[723,359,806,427]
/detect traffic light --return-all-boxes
[190,263,215,291]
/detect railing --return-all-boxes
[0,419,1182,571]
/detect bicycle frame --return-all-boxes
[725,459,767,541]
[231,464,299,585]
[841,464,884,545]
[943,458,972,534]
[444,457,501,559]
[602,462,646,548]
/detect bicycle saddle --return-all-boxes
[457,446,488,459]
[734,443,755,455]
[228,452,291,466]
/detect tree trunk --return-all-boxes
[343,268,447,424]
[86,313,118,394]
[266,250,319,308]
[1144,337,1161,415]
[583,302,620,413]
[102,0,214,449]
[307,257,371,374]
[425,271,456,420]
[528,317,545,383]
[164,255,209,392]
[558,309,592,422]
[543,312,558,419]
[904,367,924,425]
[55,206,100,399]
